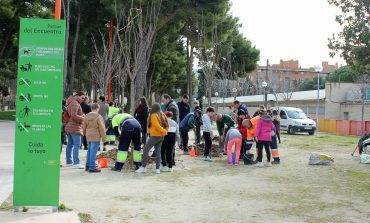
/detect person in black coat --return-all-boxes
[177,94,190,123]
[80,96,91,150]
[193,100,202,145]
[134,97,149,145]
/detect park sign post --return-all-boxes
[13,18,65,208]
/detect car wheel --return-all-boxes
[288,126,295,135]
[308,131,315,135]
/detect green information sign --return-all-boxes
[13,18,66,206]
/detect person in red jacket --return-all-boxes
[65,91,85,169]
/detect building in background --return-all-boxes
[325,82,370,121]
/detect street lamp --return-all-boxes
[202,96,206,111]
[215,92,219,112]
[314,67,321,128]
[232,88,237,100]
[261,81,268,109]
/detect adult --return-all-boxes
[65,91,85,168]
[80,96,91,115]
[161,94,179,123]
[104,102,120,150]
[233,100,249,116]
[134,97,149,144]
[80,96,91,150]
[193,100,202,145]
[177,94,190,123]
[216,113,236,139]
[108,102,120,119]
[179,109,202,154]
[111,112,142,171]
[98,96,109,124]
[216,113,236,155]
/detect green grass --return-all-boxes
[0,110,16,121]
[282,133,358,151]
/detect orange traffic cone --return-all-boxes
[189,146,196,157]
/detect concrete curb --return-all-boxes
[0,211,81,223]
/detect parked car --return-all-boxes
[272,107,317,135]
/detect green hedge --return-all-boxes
[0,110,16,121]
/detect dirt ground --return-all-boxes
[58,132,369,223]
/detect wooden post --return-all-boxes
[54,0,62,20]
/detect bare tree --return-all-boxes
[114,49,128,105]
[357,74,370,134]
[198,18,221,106]
[269,72,296,106]
[115,1,162,112]
[88,31,119,97]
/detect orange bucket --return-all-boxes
[189,146,197,157]
[97,158,109,168]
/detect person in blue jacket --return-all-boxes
[179,109,202,154]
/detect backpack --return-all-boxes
[62,110,70,125]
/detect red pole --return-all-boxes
[54,0,62,20]
[107,20,113,102]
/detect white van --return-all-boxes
[272,107,317,135]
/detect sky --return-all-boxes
[230,0,345,68]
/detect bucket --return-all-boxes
[97,158,109,168]
[189,146,197,157]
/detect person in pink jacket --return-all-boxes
[255,111,274,167]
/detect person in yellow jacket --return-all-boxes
[136,103,169,174]
[108,102,120,119]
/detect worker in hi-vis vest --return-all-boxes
[111,113,142,171]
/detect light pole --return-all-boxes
[262,81,268,109]
[202,96,206,111]
[232,88,237,101]
[314,67,321,128]
[215,91,219,112]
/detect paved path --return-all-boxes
[0,121,15,204]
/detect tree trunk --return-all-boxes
[361,84,365,134]
[0,30,12,58]
[186,39,194,107]
[130,79,136,113]
[121,85,125,106]
[69,7,81,95]
[147,62,155,100]
[63,0,71,96]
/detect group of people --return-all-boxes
[61,91,282,174]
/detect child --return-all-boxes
[241,119,255,153]
[202,107,216,162]
[161,111,179,172]
[224,127,242,165]
[83,103,106,173]
[136,103,169,174]
[271,110,281,164]
[255,111,274,167]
